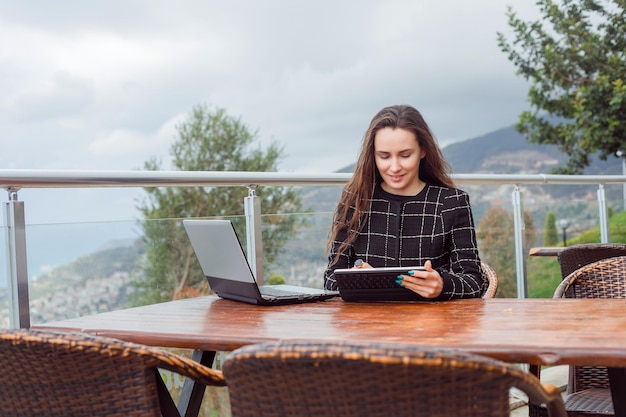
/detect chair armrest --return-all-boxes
[553,274,574,298]
[515,377,567,417]
[150,349,226,387]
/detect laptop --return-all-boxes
[183,219,339,305]
[333,265,428,302]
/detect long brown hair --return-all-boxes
[327,104,455,263]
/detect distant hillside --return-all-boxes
[442,125,563,173]
[442,125,622,175]
[29,240,144,299]
[328,123,622,176]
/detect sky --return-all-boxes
[0,0,542,224]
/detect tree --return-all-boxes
[497,0,626,174]
[543,211,559,246]
[477,207,536,297]
[131,105,305,305]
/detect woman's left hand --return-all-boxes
[397,260,443,298]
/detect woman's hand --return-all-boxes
[396,260,443,298]
[352,259,373,269]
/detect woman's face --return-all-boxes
[374,127,425,196]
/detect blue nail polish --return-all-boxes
[395,278,404,287]
[408,270,415,275]
[396,275,403,279]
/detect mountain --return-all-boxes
[442,125,622,175]
[442,125,563,174]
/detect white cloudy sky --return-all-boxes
[0,0,541,224]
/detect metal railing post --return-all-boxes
[244,185,263,285]
[618,150,626,211]
[512,185,527,298]
[4,187,31,328]
[623,155,626,211]
[597,184,609,243]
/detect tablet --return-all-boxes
[333,266,426,276]
[333,266,428,302]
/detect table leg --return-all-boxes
[177,350,217,417]
[608,367,626,417]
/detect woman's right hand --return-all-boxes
[353,259,373,269]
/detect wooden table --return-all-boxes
[34,296,626,416]
[529,246,564,257]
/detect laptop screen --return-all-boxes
[183,219,256,284]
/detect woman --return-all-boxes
[324,104,486,299]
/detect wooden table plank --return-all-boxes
[529,247,564,257]
[35,296,626,367]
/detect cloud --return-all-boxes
[0,0,544,222]
[7,72,95,123]
[87,115,183,169]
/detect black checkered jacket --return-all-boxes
[324,183,486,299]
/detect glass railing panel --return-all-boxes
[466,182,622,298]
[23,220,143,325]
[261,211,334,289]
[608,198,626,238]
[21,216,246,325]
[2,181,625,329]
[523,194,616,298]
[472,199,519,298]
[0,212,332,327]
[1,225,9,328]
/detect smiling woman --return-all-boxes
[323,104,487,301]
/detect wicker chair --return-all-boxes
[557,243,626,279]
[556,244,626,403]
[482,261,499,298]
[554,255,626,416]
[531,256,626,417]
[222,340,567,417]
[0,329,226,417]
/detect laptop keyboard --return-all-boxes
[260,286,302,297]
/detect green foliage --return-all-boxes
[131,104,305,305]
[266,274,286,285]
[526,256,562,298]
[497,0,626,174]
[477,207,536,297]
[543,211,559,246]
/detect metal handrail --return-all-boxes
[2,169,626,188]
[3,169,626,329]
